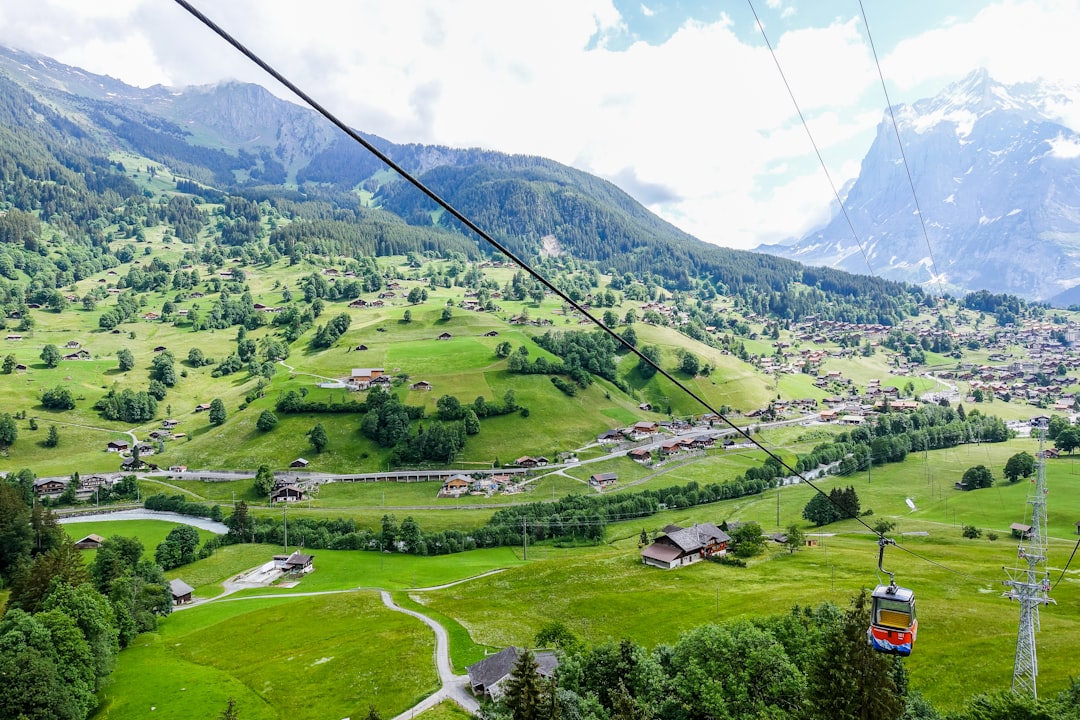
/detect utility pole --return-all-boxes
[1003,424,1055,699]
[522,517,528,561]
[776,480,781,528]
[283,504,288,554]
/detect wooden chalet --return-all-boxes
[628,448,651,462]
[33,478,67,497]
[282,550,314,574]
[633,420,659,434]
[439,475,472,498]
[589,472,617,489]
[410,380,433,391]
[641,523,731,570]
[106,440,129,452]
[290,458,310,468]
[271,485,306,503]
[437,332,453,340]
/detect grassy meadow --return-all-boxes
[8,203,1080,718]
[83,437,1080,716]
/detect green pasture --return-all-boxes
[415,700,475,720]
[223,546,528,597]
[172,544,278,597]
[63,519,217,561]
[418,530,1080,711]
[94,593,438,720]
[392,591,498,670]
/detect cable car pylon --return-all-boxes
[1002,422,1055,698]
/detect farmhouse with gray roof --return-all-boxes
[641,522,731,569]
[467,647,559,700]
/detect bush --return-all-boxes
[962,524,983,539]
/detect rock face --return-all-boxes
[761,69,1080,302]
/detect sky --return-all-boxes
[1,0,1079,251]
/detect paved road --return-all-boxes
[382,591,480,719]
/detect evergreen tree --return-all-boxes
[805,590,905,720]
[503,648,543,720]
[2,353,15,373]
[227,501,251,541]
[44,425,59,448]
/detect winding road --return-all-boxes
[382,591,480,718]
[171,565,504,716]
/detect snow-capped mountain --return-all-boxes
[759,69,1080,303]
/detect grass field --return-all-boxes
[63,519,217,560]
[93,593,438,720]
[75,435,1080,718]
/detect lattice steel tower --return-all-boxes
[1002,428,1055,698]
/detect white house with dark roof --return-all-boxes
[641,523,731,569]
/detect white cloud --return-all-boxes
[0,1,1078,253]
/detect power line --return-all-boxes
[745,0,876,278]
[173,0,980,586]
[857,0,945,294]
[1051,536,1080,591]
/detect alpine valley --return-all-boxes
[2,44,1080,720]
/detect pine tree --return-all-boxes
[219,697,240,720]
[502,649,543,720]
[805,590,905,720]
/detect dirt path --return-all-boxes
[277,359,340,383]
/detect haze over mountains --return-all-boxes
[5,46,1080,304]
[761,70,1080,304]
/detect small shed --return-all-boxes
[170,579,194,605]
[1010,523,1032,539]
[290,458,310,469]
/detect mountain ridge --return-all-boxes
[761,69,1080,302]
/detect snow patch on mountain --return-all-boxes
[1047,134,1080,159]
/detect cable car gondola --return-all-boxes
[868,538,918,656]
